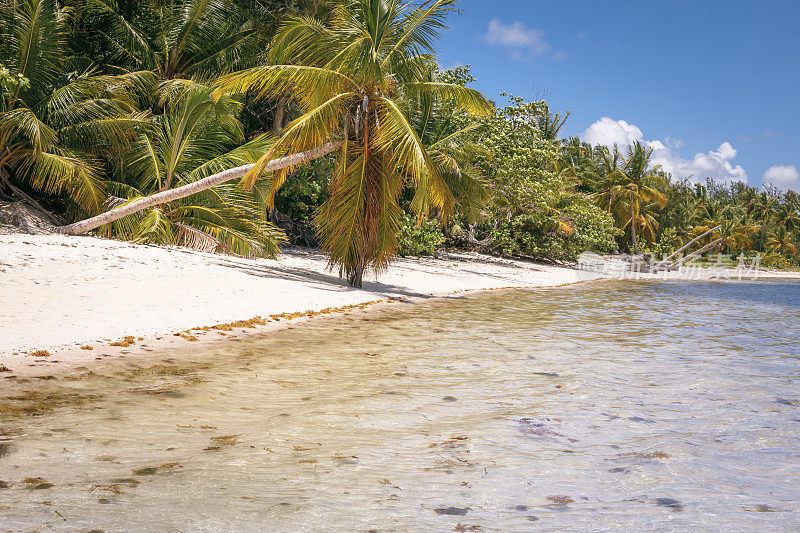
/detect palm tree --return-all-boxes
[765,226,797,257]
[104,86,285,256]
[709,214,757,254]
[534,105,569,143]
[588,142,666,254]
[213,0,493,286]
[78,0,268,80]
[748,192,780,251]
[403,67,487,223]
[776,202,800,233]
[583,145,622,208]
[0,0,151,220]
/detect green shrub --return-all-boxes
[397,214,445,257]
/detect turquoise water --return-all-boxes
[1,279,799,531]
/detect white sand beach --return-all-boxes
[3,233,798,376]
[1,234,602,373]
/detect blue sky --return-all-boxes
[436,0,800,191]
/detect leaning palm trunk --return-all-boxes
[55,142,341,235]
[668,237,724,271]
[661,225,722,264]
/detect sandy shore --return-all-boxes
[1,234,606,375]
[2,233,798,377]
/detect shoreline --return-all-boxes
[2,233,798,378]
[0,233,604,377]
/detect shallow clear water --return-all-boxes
[1,279,799,532]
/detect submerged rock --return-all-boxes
[653,497,684,511]
[776,398,799,406]
[743,504,781,512]
[546,495,575,505]
[132,467,158,476]
[434,507,470,516]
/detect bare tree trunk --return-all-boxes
[630,201,639,255]
[348,259,365,289]
[661,225,722,264]
[55,141,342,236]
[669,237,723,270]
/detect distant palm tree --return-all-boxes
[709,214,758,254]
[776,202,800,232]
[214,0,493,286]
[766,226,797,257]
[748,192,780,251]
[534,106,569,142]
[0,0,150,219]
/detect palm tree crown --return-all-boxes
[0,0,151,219]
[215,0,493,286]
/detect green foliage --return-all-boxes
[104,85,285,257]
[397,214,445,257]
[273,159,331,222]
[650,227,680,256]
[1,0,797,272]
[0,0,151,217]
[460,93,617,260]
[0,65,29,93]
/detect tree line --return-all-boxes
[1,0,797,287]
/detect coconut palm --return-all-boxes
[77,0,268,80]
[403,67,487,223]
[702,213,757,254]
[776,202,800,232]
[765,226,797,257]
[104,86,285,256]
[534,105,569,143]
[213,0,493,286]
[583,146,623,210]
[748,192,780,251]
[0,0,151,220]
[588,142,666,253]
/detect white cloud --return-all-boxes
[581,117,748,184]
[484,20,551,56]
[762,165,800,191]
[582,117,643,148]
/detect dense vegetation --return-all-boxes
[2,0,797,285]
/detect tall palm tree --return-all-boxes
[748,192,780,251]
[588,142,666,253]
[765,226,797,257]
[213,0,493,286]
[0,0,151,219]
